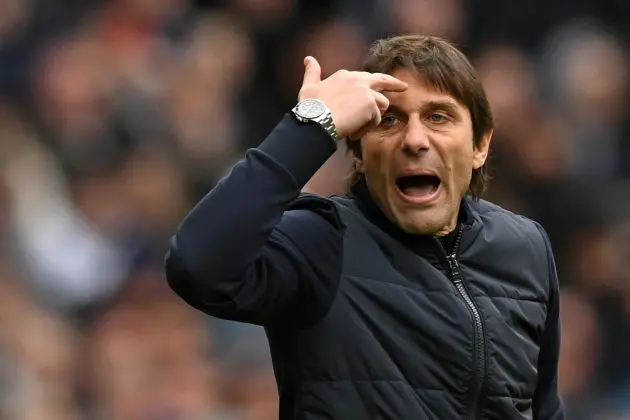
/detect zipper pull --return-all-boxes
[446,254,458,272]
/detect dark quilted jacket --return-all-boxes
[165,115,565,420]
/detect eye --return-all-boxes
[379,114,401,128]
[428,113,448,124]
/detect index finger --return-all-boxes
[369,73,408,92]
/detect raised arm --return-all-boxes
[165,113,343,325]
[164,57,408,326]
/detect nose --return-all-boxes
[401,116,430,156]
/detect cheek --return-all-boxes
[444,138,475,182]
[456,153,476,190]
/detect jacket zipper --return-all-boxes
[435,226,487,420]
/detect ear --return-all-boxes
[347,139,364,172]
[472,129,493,170]
[353,156,365,173]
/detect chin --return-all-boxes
[393,207,456,236]
[395,215,441,235]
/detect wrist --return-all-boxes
[292,99,340,145]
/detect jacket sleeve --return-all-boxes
[532,223,565,420]
[165,114,344,327]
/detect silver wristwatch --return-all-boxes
[291,98,340,143]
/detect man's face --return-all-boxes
[356,68,491,236]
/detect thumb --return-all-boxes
[302,56,321,86]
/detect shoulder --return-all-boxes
[468,197,554,268]
[467,197,558,291]
[467,199,558,301]
[468,197,548,244]
[276,193,345,242]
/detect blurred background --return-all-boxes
[0,0,628,419]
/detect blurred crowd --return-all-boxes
[0,0,628,419]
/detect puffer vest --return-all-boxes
[268,192,552,420]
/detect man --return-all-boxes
[165,35,565,420]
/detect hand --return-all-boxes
[298,56,408,140]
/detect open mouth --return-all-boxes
[395,174,441,199]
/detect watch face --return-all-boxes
[297,99,326,119]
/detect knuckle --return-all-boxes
[348,73,363,84]
[356,77,372,90]
[353,71,370,81]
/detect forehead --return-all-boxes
[387,67,468,112]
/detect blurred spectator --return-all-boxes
[558,289,604,420]
[84,266,230,419]
[218,326,278,420]
[539,20,629,185]
[166,11,254,195]
[389,0,465,42]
